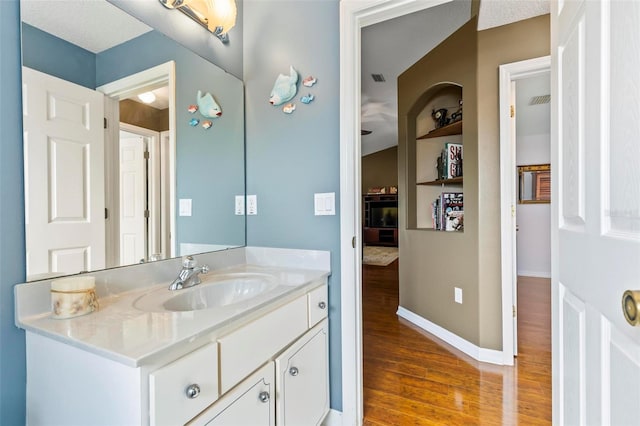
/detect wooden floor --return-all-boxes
[362,260,551,425]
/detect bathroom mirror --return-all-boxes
[518,164,551,204]
[20,0,245,281]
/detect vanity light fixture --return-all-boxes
[137,91,157,104]
[159,0,237,44]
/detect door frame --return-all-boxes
[339,1,453,423]
[498,55,551,365]
[97,61,177,260]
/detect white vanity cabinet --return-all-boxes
[276,319,330,426]
[19,270,330,426]
[188,362,275,426]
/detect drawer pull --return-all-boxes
[289,366,299,376]
[185,384,201,399]
[259,391,270,403]
[318,301,327,310]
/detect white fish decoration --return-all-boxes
[197,90,222,118]
[303,76,317,87]
[282,103,296,114]
[269,66,299,106]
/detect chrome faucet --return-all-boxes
[168,256,209,290]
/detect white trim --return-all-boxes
[321,409,343,426]
[517,270,552,279]
[396,306,505,365]
[498,56,551,366]
[97,61,177,259]
[339,2,453,424]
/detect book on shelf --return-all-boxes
[431,192,463,231]
[444,143,463,179]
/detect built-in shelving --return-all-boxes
[417,176,463,186]
[416,120,462,140]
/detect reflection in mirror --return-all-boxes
[518,164,550,204]
[21,0,245,281]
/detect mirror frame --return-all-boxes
[518,163,551,204]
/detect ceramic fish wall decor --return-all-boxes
[197,91,222,118]
[282,103,296,114]
[269,66,299,106]
[300,94,314,104]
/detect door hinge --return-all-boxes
[352,236,356,248]
[144,210,150,219]
[510,105,515,118]
[105,208,108,219]
[104,117,108,129]
[511,205,515,217]
[513,305,517,317]
[144,150,150,160]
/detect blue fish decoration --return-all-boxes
[301,94,315,104]
[197,91,222,118]
[189,118,200,127]
[269,66,299,106]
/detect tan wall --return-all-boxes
[398,18,480,346]
[476,15,550,349]
[397,14,550,351]
[362,146,398,195]
[120,99,169,132]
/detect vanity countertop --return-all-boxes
[14,248,331,368]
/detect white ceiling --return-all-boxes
[361,0,550,156]
[21,0,152,53]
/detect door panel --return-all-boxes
[119,135,146,265]
[22,67,105,278]
[553,1,640,424]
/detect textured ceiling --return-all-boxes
[477,0,550,30]
[21,0,152,53]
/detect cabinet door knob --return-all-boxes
[185,384,201,399]
[318,301,327,310]
[258,391,270,403]
[623,290,640,326]
[289,366,299,376]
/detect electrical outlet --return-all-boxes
[235,195,245,215]
[247,195,257,215]
[454,287,463,304]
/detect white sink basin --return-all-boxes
[133,273,278,312]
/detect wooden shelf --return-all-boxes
[416,120,462,140]
[417,176,463,186]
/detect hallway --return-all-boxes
[362,260,551,425]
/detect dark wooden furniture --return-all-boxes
[363,194,398,246]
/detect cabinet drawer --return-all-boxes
[308,284,328,327]
[149,343,218,426]
[218,295,307,393]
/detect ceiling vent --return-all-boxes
[371,73,386,82]
[529,94,551,105]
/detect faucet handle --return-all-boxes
[201,265,210,274]
[182,256,197,268]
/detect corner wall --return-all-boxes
[362,147,398,195]
[398,18,480,346]
[476,15,550,349]
[0,0,26,423]
[243,0,341,410]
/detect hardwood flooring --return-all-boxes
[362,261,551,425]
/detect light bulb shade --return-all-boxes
[206,0,236,34]
[137,92,156,104]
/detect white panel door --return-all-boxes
[552,1,640,424]
[119,133,147,265]
[22,67,105,278]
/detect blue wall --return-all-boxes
[22,23,96,89]
[97,31,245,249]
[243,0,342,410]
[0,0,26,423]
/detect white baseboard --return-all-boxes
[517,270,551,279]
[396,306,504,365]
[321,409,343,426]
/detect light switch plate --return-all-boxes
[235,195,245,215]
[247,195,257,215]
[179,199,192,217]
[314,192,335,216]
[454,287,463,304]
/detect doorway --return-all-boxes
[498,56,551,362]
